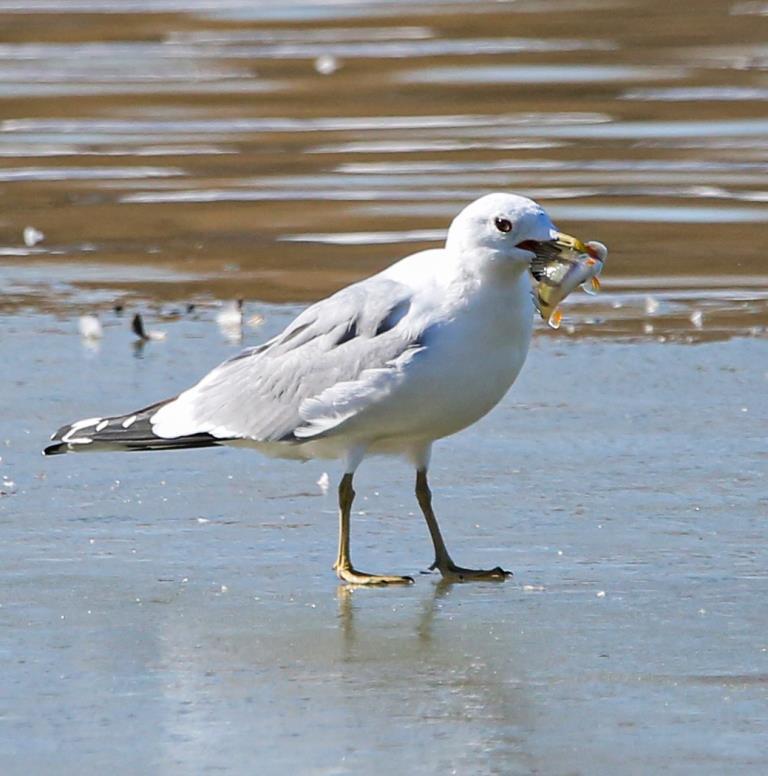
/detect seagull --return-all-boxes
[215,299,245,343]
[78,314,103,340]
[44,193,593,585]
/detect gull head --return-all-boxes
[446,192,584,277]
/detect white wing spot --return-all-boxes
[62,417,101,442]
[95,420,109,432]
[122,415,138,429]
[71,417,101,431]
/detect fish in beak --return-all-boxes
[530,235,608,329]
[528,231,595,281]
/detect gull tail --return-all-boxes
[43,398,226,456]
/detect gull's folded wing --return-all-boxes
[151,277,428,444]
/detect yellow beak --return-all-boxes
[553,231,589,255]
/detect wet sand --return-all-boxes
[1,0,768,773]
[0,0,767,308]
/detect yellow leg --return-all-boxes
[333,473,413,586]
[416,469,510,582]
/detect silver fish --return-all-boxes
[535,240,607,330]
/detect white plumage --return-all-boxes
[215,299,244,343]
[77,314,103,340]
[47,193,589,585]
[151,194,554,458]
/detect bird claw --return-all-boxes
[428,560,512,582]
[335,565,414,586]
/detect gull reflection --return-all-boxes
[334,580,534,768]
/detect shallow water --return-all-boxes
[1,0,768,773]
[2,309,768,774]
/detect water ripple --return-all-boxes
[623,86,768,101]
[401,64,688,85]
[1,112,609,136]
[0,166,183,182]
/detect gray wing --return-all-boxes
[150,276,426,442]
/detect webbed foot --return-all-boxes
[334,563,414,586]
[428,560,511,582]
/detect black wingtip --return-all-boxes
[43,443,67,456]
[131,313,149,341]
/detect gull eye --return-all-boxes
[494,217,512,233]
